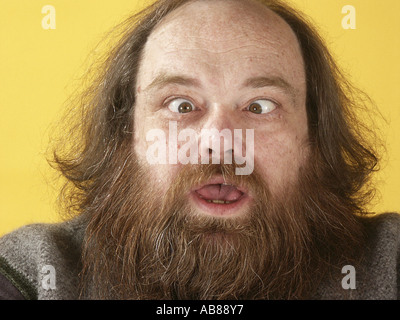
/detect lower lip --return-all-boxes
[189,191,251,217]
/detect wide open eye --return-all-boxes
[247,99,276,114]
[168,98,195,114]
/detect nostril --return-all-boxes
[207,148,233,155]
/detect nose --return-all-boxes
[198,106,238,165]
[200,130,234,164]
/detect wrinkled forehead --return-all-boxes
[139,0,305,91]
[149,0,301,54]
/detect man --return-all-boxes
[0,0,398,300]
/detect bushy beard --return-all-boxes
[79,152,366,300]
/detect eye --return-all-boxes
[247,99,276,114]
[168,98,195,114]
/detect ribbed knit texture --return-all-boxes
[0,213,399,299]
[0,215,86,299]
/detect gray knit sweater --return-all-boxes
[0,213,399,300]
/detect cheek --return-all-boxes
[132,116,184,195]
[133,106,147,158]
[253,132,309,193]
[132,107,165,163]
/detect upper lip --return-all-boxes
[190,175,248,195]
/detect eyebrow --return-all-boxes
[145,72,297,101]
[144,73,201,91]
[242,75,297,99]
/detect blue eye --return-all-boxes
[248,99,276,114]
[168,98,195,113]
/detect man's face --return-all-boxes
[133,0,309,218]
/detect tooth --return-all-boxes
[205,199,233,204]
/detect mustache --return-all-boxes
[151,162,274,237]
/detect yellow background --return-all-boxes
[1,0,399,236]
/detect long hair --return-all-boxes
[50,0,380,222]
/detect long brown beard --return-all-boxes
[79,151,366,300]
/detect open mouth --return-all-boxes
[195,183,244,204]
[190,176,250,216]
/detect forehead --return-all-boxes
[138,0,305,91]
[151,0,297,44]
